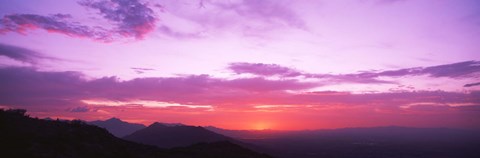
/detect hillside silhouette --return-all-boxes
[0,109,272,158]
[89,117,146,137]
[123,122,232,148]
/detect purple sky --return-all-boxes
[0,0,479,130]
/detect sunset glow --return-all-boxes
[1,0,479,130]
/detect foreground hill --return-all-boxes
[0,109,272,158]
[89,117,146,137]
[124,122,232,148]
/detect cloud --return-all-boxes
[328,61,480,83]
[131,67,155,74]
[223,77,318,92]
[154,0,307,38]
[0,43,55,64]
[2,66,479,130]
[68,106,97,112]
[230,61,480,84]
[0,0,306,41]
[229,62,302,77]
[208,0,306,29]
[0,0,159,41]
[464,82,480,87]
[1,66,478,113]
[78,0,157,39]
[419,61,480,77]
[0,67,318,109]
[0,14,112,41]
[157,25,202,39]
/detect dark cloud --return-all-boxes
[420,61,480,77]
[230,61,480,84]
[0,14,111,41]
[0,67,318,109]
[352,61,480,78]
[79,0,157,39]
[0,67,86,108]
[68,106,97,112]
[365,61,479,78]
[0,43,54,64]
[464,82,480,87]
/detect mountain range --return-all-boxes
[207,126,480,158]
[0,109,272,158]
[123,122,232,148]
[86,117,480,158]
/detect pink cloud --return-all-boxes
[0,0,159,42]
[0,14,112,41]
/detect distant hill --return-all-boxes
[0,109,272,158]
[124,122,233,148]
[208,126,480,158]
[205,126,289,139]
[89,117,146,137]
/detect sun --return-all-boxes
[252,122,271,130]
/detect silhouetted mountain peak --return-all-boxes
[124,123,233,148]
[105,117,122,123]
[88,117,146,137]
[148,122,185,127]
[149,122,168,128]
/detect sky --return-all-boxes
[0,0,479,130]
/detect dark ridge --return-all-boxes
[0,109,272,158]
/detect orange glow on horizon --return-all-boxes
[250,122,272,130]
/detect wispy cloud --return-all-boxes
[372,61,480,78]
[229,62,302,77]
[154,0,307,39]
[131,67,155,74]
[207,0,306,29]
[465,82,480,87]
[0,43,57,64]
